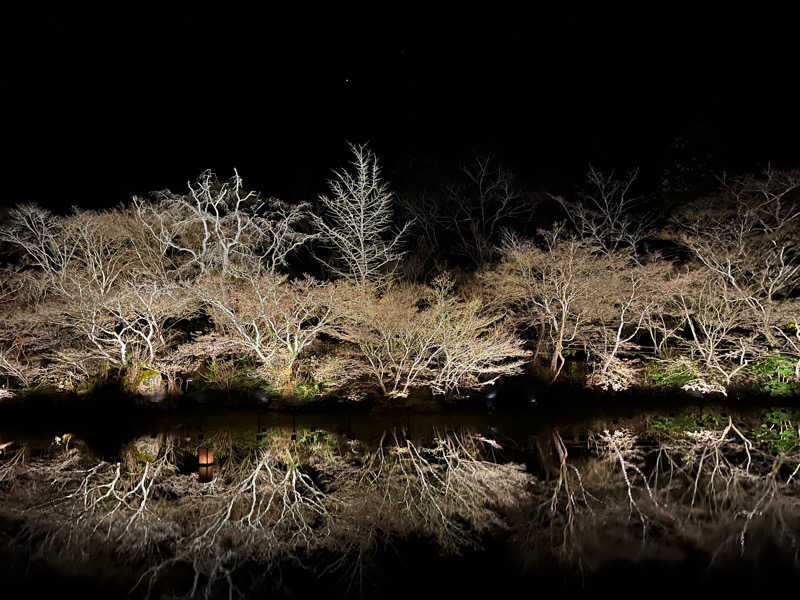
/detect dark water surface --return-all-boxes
[0,383,798,599]
[0,381,780,457]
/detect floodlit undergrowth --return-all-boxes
[1,419,799,598]
[1,153,799,404]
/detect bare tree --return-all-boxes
[0,293,100,390]
[640,270,688,357]
[68,280,186,369]
[585,264,660,390]
[198,273,337,384]
[445,156,535,266]
[431,291,530,395]
[395,190,448,281]
[0,266,25,306]
[677,271,764,387]
[313,144,412,286]
[1,205,165,291]
[331,275,529,397]
[0,204,75,276]
[1,205,192,386]
[134,170,315,278]
[674,167,800,347]
[552,166,650,256]
[490,230,625,381]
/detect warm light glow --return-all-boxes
[198,447,214,466]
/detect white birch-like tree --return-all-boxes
[313,144,411,286]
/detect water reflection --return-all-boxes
[2,405,800,599]
[198,446,214,483]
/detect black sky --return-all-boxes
[2,8,799,209]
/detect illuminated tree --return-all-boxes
[674,168,800,348]
[0,204,74,276]
[313,144,412,286]
[198,273,337,384]
[331,275,529,397]
[134,170,315,278]
[677,272,765,387]
[489,229,625,381]
[584,263,662,390]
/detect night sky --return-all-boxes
[2,8,799,210]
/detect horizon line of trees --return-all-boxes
[0,145,799,400]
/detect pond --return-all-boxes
[0,385,798,599]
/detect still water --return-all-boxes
[0,386,798,599]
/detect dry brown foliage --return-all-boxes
[330,275,529,397]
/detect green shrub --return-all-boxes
[754,408,800,454]
[648,409,726,439]
[648,360,701,388]
[289,381,325,400]
[748,355,800,397]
